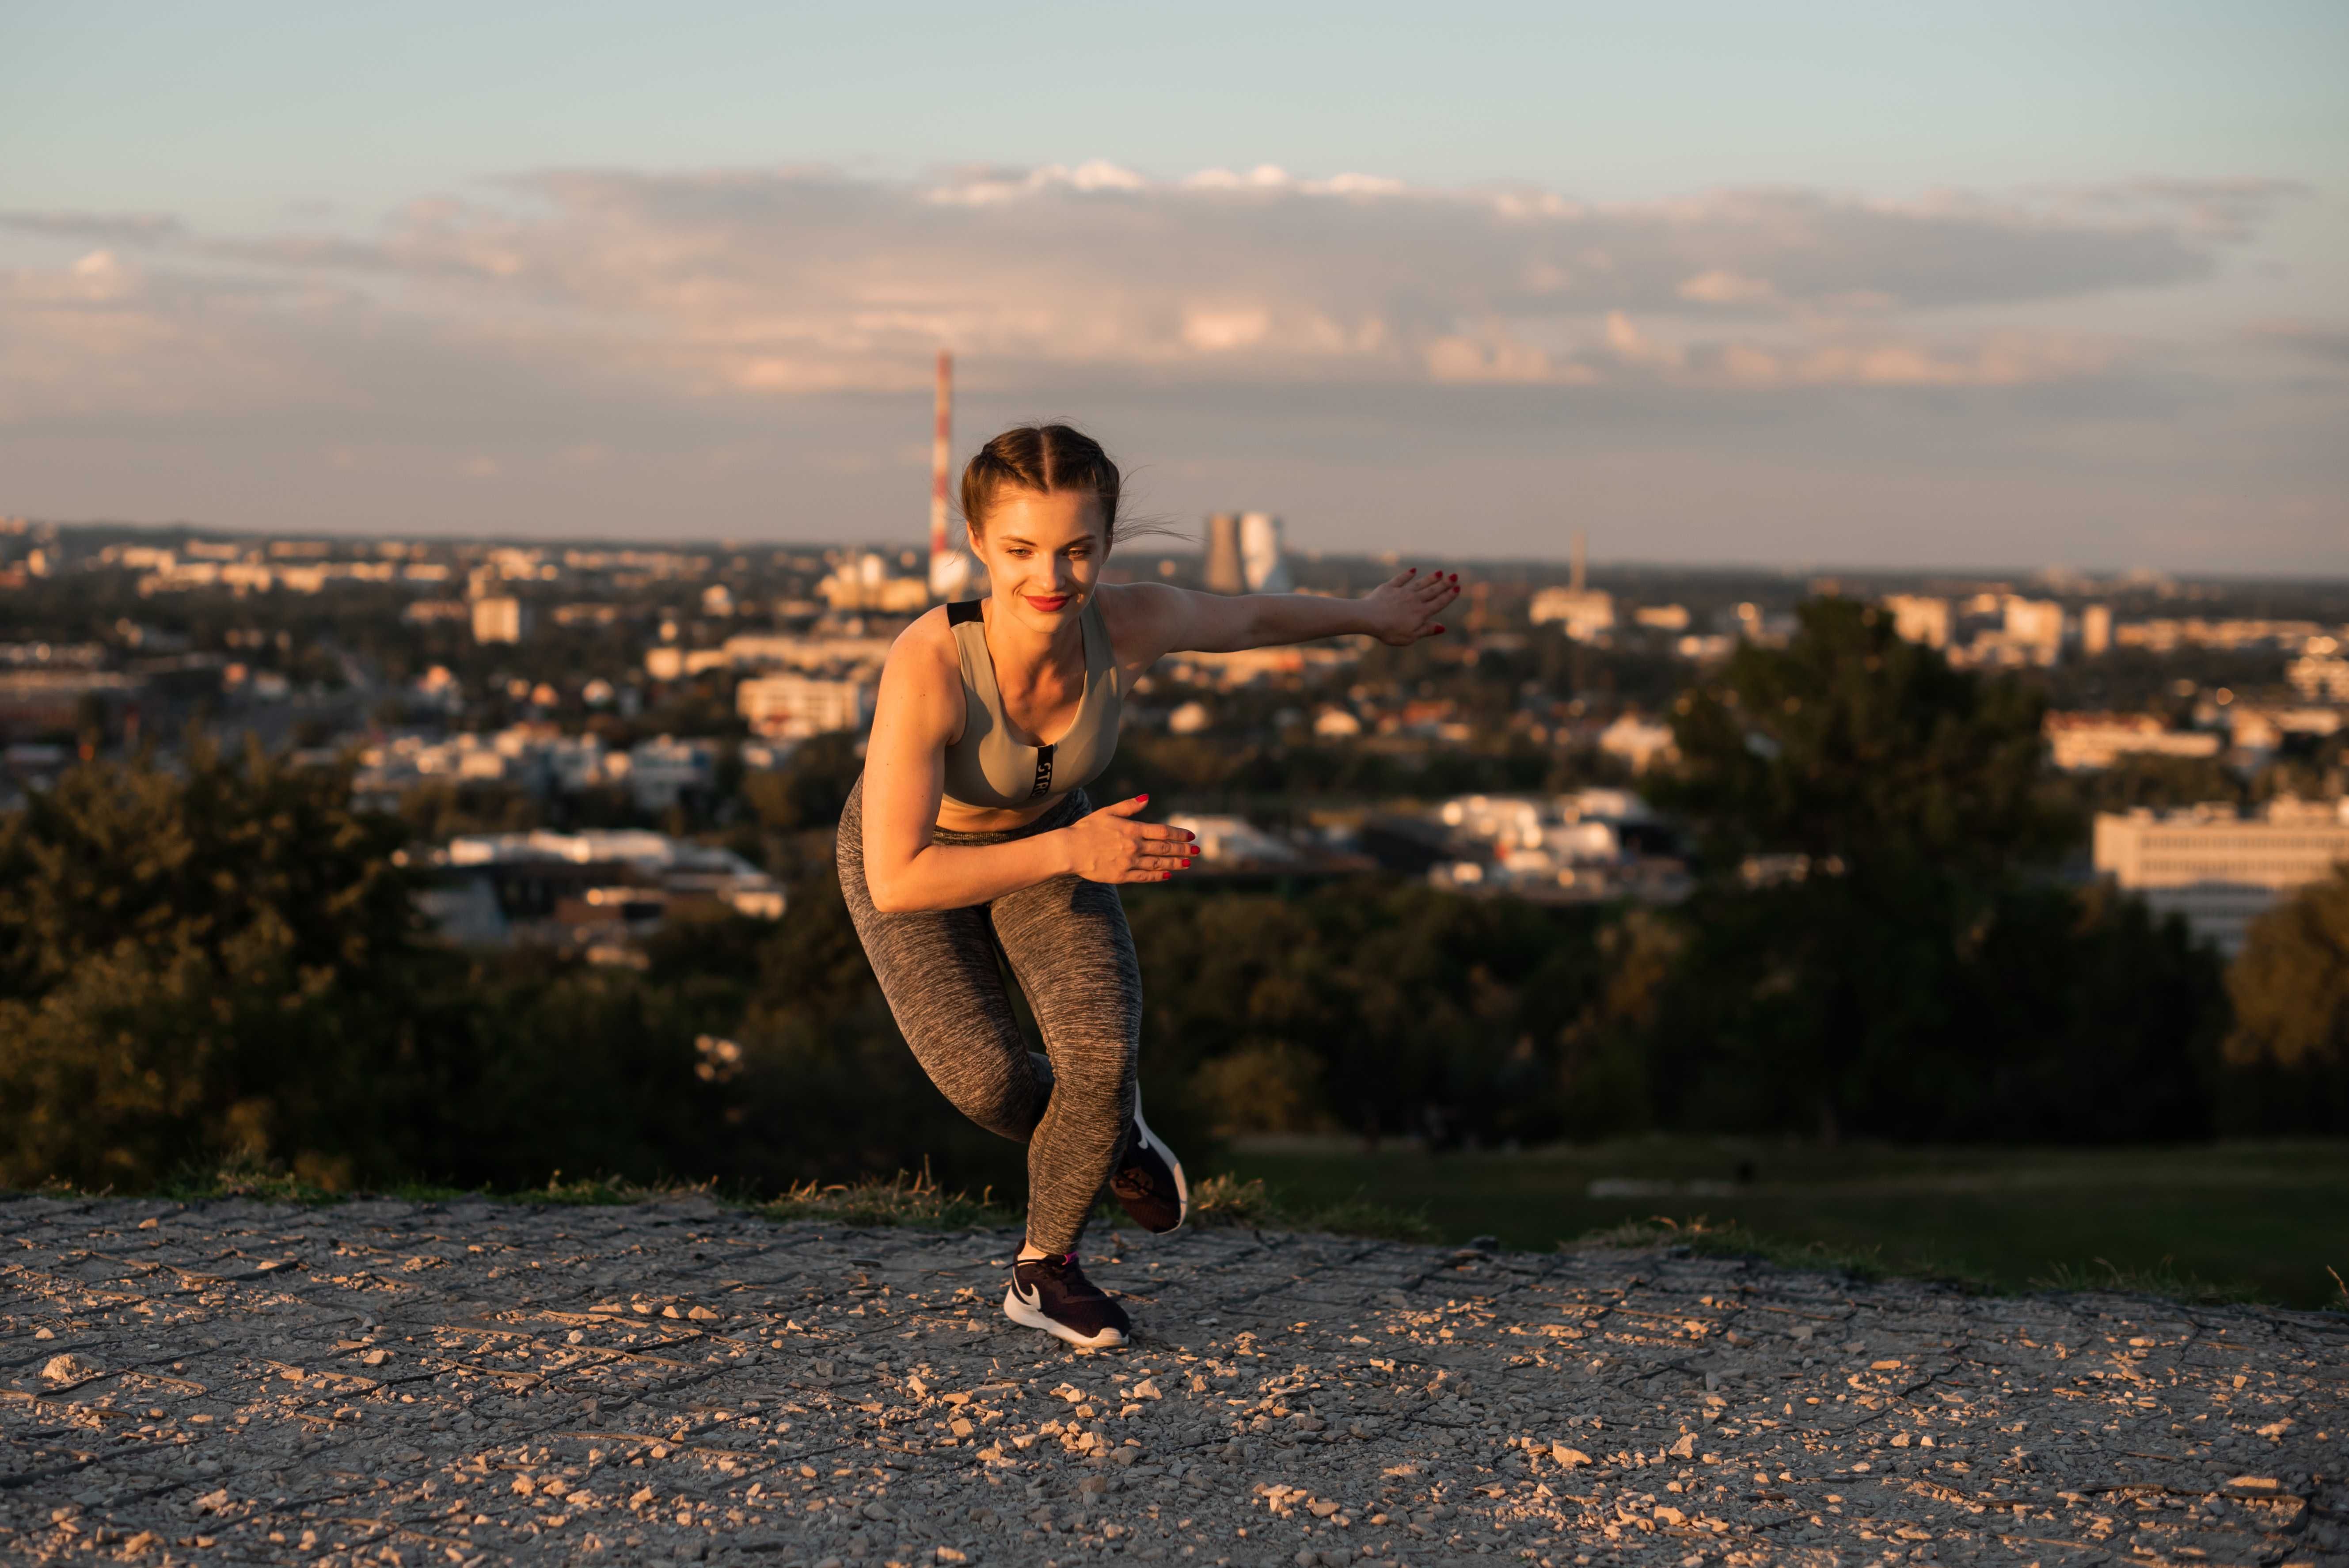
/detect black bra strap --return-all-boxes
[946,598,984,625]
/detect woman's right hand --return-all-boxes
[1062,794,1197,883]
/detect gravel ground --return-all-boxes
[3,1195,2341,1567]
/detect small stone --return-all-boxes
[42,1354,90,1383]
[1132,1378,1161,1400]
[1668,1434,1696,1460]
[1551,1446,1592,1468]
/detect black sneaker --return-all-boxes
[1110,1098,1187,1234]
[1005,1252,1131,1349]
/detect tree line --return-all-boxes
[2,599,2343,1194]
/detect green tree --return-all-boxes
[1660,597,2053,877]
[1642,597,2225,1143]
[2223,866,2349,1133]
[0,739,427,1186]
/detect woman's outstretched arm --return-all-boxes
[859,612,1194,913]
[1103,567,1461,665]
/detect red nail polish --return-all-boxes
[1183,859,1194,868]
[1161,871,1171,880]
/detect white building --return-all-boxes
[2003,595,2066,664]
[1530,587,1616,642]
[2043,713,2224,771]
[1598,714,1676,773]
[1883,594,1952,649]
[821,553,930,613]
[737,673,875,738]
[2081,604,2113,657]
[471,596,530,645]
[2094,798,2349,954]
[719,633,895,672]
[1238,512,1292,593]
[2286,653,2349,702]
[1164,813,1298,866]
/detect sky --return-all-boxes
[3,1,2345,573]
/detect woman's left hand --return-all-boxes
[1361,567,1462,646]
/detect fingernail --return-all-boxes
[1162,871,1172,880]
[1183,859,1194,868]
[1137,793,1148,803]
[1433,625,1446,634]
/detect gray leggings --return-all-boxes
[836,775,1140,1255]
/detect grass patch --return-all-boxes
[1185,1173,1438,1243]
[2028,1257,2264,1306]
[759,1168,1017,1230]
[1216,1136,2349,1308]
[1573,1214,2002,1294]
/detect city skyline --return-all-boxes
[3,3,2344,573]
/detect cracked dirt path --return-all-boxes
[2,1196,2341,1566]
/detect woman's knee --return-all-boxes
[922,1047,1046,1142]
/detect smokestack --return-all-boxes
[927,351,976,600]
[1204,513,1245,595]
[1571,530,1587,594]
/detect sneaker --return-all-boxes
[1004,1252,1131,1349]
[1110,1098,1188,1234]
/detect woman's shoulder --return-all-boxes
[882,605,963,681]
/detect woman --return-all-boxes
[839,425,1458,1349]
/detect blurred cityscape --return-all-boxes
[2,509,2344,962]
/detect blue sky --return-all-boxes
[3,1,2344,570]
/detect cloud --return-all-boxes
[21,161,2252,413]
[0,163,2333,570]
[0,209,186,246]
[2246,318,2349,366]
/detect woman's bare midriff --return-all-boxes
[934,796,1064,835]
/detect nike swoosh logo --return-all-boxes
[1014,1281,1041,1309]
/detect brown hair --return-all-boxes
[960,424,1122,545]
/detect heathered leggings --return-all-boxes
[836,775,1140,1256]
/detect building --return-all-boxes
[718,633,895,673]
[1597,714,1675,773]
[471,595,530,645]
[644,646,734,680]
[2093,798,2349,954]
[737,673,874,738]
[821,552,931,613]
[1530,533,1614,642]
[1999,595,2066,666]
[1164,813,1300,866]
[1422,789,1685,903]
[422,829,787,951]
[2080,603,2113,657]
[2043,712,2224,771]
[1238,513,1291,593]
[1203,513,1245,595]
[2287,654,2349,702]
[1883,595,1952,649]
[1632,604,1691,632]
[624,736,718,812]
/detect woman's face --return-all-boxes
[972,487,1107,634]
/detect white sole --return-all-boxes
[1128,1096,1189,1234]
[1003,1282,1129,1349]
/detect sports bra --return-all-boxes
[941,596,1125,810]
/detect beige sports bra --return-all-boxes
[941,596,1125,810]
